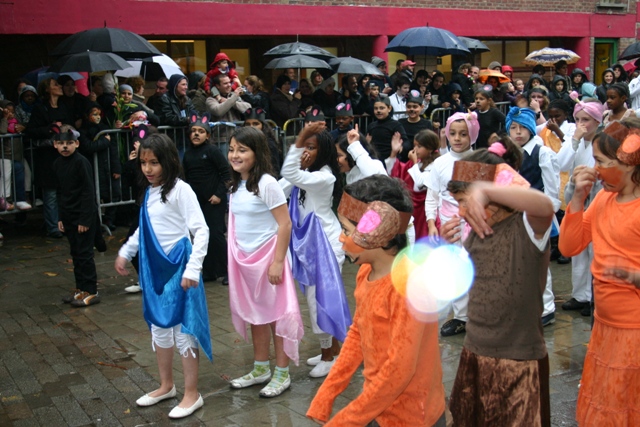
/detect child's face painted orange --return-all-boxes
[338,214,366,264]
[593,142,624,190]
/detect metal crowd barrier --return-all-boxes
[0,133,36,216]
[495,101,512,115]
[91,121,283,233]
[281,115,376,149]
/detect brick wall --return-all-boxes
[180,0,636,14]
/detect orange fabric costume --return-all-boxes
[307,263,445,426]
[559,190,640,426]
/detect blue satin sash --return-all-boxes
[138,189,213,361]
[288,186,351,342]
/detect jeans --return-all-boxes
[13,161,26,202]
[42,189,59,234]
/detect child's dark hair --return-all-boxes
[548,99,572,118]
[414,129,441,168]
[137,133,182,203]
[343,175,413,253]
[447,135,522,194]
[595,117,640,185]
[607,82,630,99]
[228,126,275,196]
[474,89,496,108]
[336,132,378,170]
[300,130,343,205]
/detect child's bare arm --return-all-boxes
[465,183,554,238]
[268,204,292,285]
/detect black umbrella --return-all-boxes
[264,55,332,70]
[264,42,336,60]
[50,51,133,73]
[51,27,161,59]
[329,57,382,76]
[385,26,470,57]
[620,41,640,61]
[458,37,490,53]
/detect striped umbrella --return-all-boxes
[522,48,580,66]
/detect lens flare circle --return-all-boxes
[393,239,474,317]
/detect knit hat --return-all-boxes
[245,108,267,121]
[318,77,335,91]
[19,85,37,98]
[305,106,325,123]
[406,90,424,105]
[189,111,211,134]
[488,61,502,71]
[580,82,597,98]
[335,101,353,117]
[119,84,133,93]
[371,56,386,68]
[445,112,480,145]
[506,107,537,138]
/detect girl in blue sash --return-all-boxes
[280,114,351,379]
[115,134,211,419]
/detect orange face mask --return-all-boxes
[596,164,623,187]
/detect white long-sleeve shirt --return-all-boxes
[279,146,344,266]
[523,135,561,212]
[118,180,209,282]
[345,141,387,185]
[425,148,472,222]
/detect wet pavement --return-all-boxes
[0,213,588,426]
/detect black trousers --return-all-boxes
[64,217,98,294]
[200,201,228,281]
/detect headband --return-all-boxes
[451,161,530,189]
[573,101,604,124]
[445,112,480,145]
[337,192,411,250]
[603,121,640,166]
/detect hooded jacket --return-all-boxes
[596,68,614,103]
[157,74,193,149]
[570,68,589,92]
[205,53,239,93]
[549,75,572,104]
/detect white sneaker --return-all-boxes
[306,354,322,366]
[15,201,32,210]
[309,358,336,378]
[125,284,141,293]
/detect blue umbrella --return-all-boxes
[385,26,470,57]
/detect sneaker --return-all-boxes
[561,298,588,311]
[62,289,82,304]
[47,230,64,239]
[125,284,141,293]
[542,312,555,327]
[35,199,43,207]
[306,354,322,366]
[70,292,101,307]
[309,359,336,378]
[221,276,229,286]
[15,201,32,210]
[440,319,466,337]
[557,255,571,265]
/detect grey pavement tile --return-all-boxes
[51,394,92,426]
[22,392,53,411]
[12,418,41,427]
[32,406,66,426]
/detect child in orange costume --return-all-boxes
[306,175,446,427]
[559,120,640,427]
